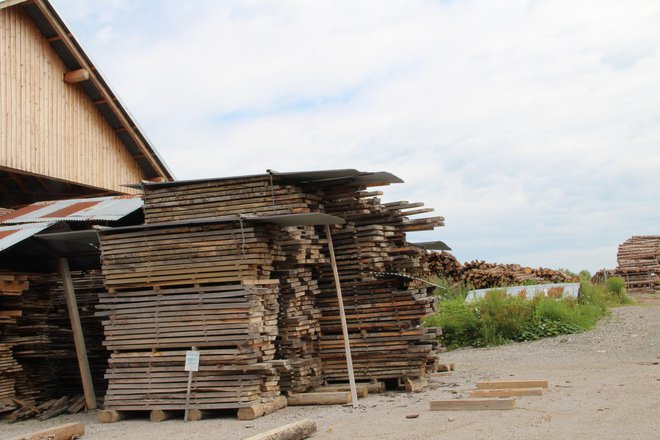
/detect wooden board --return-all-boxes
[429,398,516,411]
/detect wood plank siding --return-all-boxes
[0,6,143,194]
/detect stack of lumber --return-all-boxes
[0,273,29,405]
[48,270,108,396]
[313,183,443,383]
[425,253,577,289]
[272,227,325,393]
[97,221,284,411]
[616,236,660,294]
[141,175,323,223]
[0,343,21,402]
[3,275,58,405]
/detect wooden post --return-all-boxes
[58,257,96,410]
[324,225,359,408]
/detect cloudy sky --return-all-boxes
[51,0,659,273]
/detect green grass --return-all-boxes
[425,277,633,349]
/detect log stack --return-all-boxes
[425,253,576,289]
[616,236,660,294]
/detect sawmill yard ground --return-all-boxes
[4,300,659,440]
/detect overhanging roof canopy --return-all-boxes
[130,169,403,190]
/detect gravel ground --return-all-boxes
[4,303,659,440]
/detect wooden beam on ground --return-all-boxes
[429,398,516,411]
[59,257,97,410]
[242,419,317,440]
[475,380,548,390]
[97,409,126,423]
[324,224,359,408]
[313,384,368,398]
[63,68,90,83]
[469,388,544,398]
[437,363,455,372]
[287,391,351,406]
[11,422,85,440]
[237,396,287,420]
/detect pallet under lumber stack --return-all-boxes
[616,236,660,294]
[97,221,284,412]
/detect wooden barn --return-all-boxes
[0,0,173,420]
[0,0,172,208]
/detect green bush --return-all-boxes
[426,278,634,349]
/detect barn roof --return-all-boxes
[0,0,174,182]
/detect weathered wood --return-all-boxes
[469,388,543,398]
[242,419,317,440]
[10,422,85,440]
[405,377,428,393]
[429,398,516,411]
[97,409,127,423]
[237,396,287,420]
[150,409,177,422]
[313,384,368,398]
[475,380,548,390]
[287,391,351,406]
[58,258,96,410]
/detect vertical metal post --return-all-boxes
[59,257,97,410]
[324,224,359,407]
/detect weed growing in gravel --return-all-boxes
[425,277,634,349]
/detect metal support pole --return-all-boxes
[324,225,359,407]
[58,257,97,410]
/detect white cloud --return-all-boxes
[51,0,660,273]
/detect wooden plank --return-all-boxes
[242,419,317,440]
[58,258,96,410]
[475,380,549,390]
[468,388,543,398]
[10,422,85,440]
[312,384,368,398]
[287,392,351,406]
[429,398,516,411]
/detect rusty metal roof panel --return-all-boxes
[0,196,143,224]
[0,222,55,252]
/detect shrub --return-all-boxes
[426,277,633,349]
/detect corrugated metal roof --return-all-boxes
[0,222,55,252]
[0,196,143,224]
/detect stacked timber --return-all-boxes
[272,227,325,393]
[314,183,443,382]
[97,222,283,411]
[141,175,323,223]
[425,253,576,289]
[616,236,660,294]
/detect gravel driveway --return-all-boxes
[5,304,659,440]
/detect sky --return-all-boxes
[50,0,660,274]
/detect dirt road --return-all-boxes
[4,304,659,440]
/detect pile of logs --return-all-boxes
[425,252,577,289]
[615,236,660,294]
